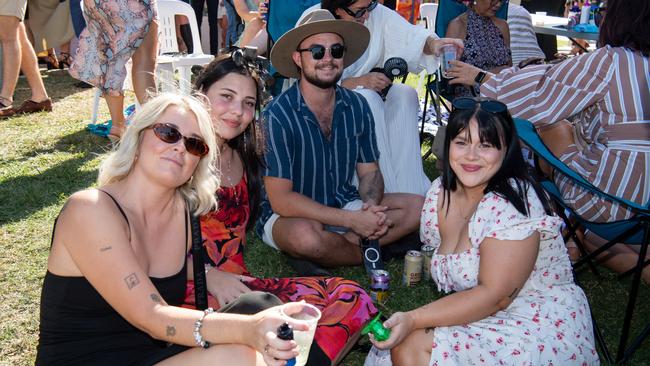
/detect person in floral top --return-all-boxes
[370,97,598,365]
[183,52,377,366]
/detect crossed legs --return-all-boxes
[271,193,423,267]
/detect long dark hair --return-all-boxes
[322,0,358,17]
[598,0,650,56]
[441,102,552,217]
[194,54,266,229]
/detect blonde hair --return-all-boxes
[98,93,219,216]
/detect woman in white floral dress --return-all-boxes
[370,97,599,366]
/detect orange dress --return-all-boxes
[184,175,377,362]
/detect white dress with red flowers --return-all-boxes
[420,178,599,366]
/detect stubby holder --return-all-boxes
[361,238,385,275]
[277,323,296,366]
[361,313,391,342]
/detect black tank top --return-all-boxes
[36,190,189,365]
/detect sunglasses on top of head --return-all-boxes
[452,97,507,114]
[149,123,209,157]
[342,0,378,18]
[296,43,346,60]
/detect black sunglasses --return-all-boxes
[343,0,378,18]
[296,43,346,60]
[452,97,507,114]
[150,123,209,157]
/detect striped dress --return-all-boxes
[481,46,650,222]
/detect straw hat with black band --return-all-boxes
[270,9,370,79]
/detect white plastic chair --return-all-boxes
[420,3,438,31]
[157,0,214,94]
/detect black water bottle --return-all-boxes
[277,322,296,366]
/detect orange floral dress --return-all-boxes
[184,175,377,362]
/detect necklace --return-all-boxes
[458,196,482,221]
[220,147,240,207]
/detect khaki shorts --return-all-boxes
[261,199,364,250]
[0,0,27,20]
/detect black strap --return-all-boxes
[190,214,209,310]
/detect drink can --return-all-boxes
[369,270,390,303]
[402,250,423,287]
[420,245,435,281]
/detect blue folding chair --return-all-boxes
[514,117,650,364]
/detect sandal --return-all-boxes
[87,120,112,138]
[58,52,72,69]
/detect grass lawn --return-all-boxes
[1,71,648,365]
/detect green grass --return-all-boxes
[1,71,648,365]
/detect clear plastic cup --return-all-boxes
[279,302,321,366]
[441,44,457,79]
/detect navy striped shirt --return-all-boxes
[256,83,380,236]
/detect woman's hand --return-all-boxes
[248,302,310,366]
[206,268,254,306]
[447,60,483,86]
[370,311,416,350]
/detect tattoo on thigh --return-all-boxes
[166,325,176,337]
[124,273,140,290]
[100,246,112,252]
[150,293,163,304]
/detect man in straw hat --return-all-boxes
[255,9,424,275]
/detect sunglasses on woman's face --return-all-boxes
[150,123,209,157]
[296,43,346,60]
[452,97,507,114]
[343,0,378,18]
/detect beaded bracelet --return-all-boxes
[194,307,214,348]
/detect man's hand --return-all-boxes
[361,202,392,239]
[341,72,392,92]
[206,268,254,306]
[348,207,386,238]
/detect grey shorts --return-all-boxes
[261,199,363,250]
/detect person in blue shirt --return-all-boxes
[256,10,423,275]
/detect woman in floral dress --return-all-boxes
[70,0,158,139]
[183,52,377,366]
[370,98,598,365]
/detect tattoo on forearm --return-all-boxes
[150,293,163,304]
[100,246,112,252]
[508,288,519,299]
[124,273,140,290]
[359,170,384,203]
[166,325,176,337]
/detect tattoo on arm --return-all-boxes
[166,325,177,337]
[99,246,112,252]
[150,293,163,304]
[124,273,140,290]
[358,170,384,204]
